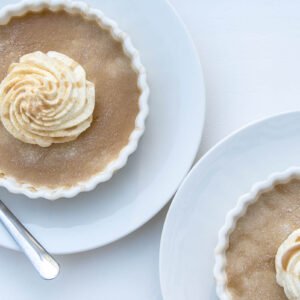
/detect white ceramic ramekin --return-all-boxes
[0,0,149,200]
[214,167,300,299]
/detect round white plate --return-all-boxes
[0,0,205,254]
[160,111,300,300]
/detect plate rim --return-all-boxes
[159,110,300,299]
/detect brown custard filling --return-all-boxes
[0,11,139,188]
[225,180,300,299]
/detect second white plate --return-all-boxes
[160,111,300,300]
[0,0,205,254]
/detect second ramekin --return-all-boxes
[214,167,300,299]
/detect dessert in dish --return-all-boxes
[225,180,300,299]
[216,176,300,300]
[0,3,148,199]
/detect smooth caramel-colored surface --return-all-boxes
[0,11,139,187]
[226,180,300,299]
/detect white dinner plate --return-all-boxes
[0,0,205,254]
[160,111,300,300]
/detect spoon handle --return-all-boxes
[0,199,59,280]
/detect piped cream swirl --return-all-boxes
[0,51,95,147]
[276,229,300,300]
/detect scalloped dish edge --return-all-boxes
[0,0,149,200]
[214,166,300,299]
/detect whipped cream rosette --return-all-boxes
[276,229,300,300]
[0,51,95,147]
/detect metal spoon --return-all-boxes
[0,199,60,280]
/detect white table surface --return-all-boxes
[2,0,300,299]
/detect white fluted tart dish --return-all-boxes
[0,0,149,200]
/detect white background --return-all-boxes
[2,0,300,299]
